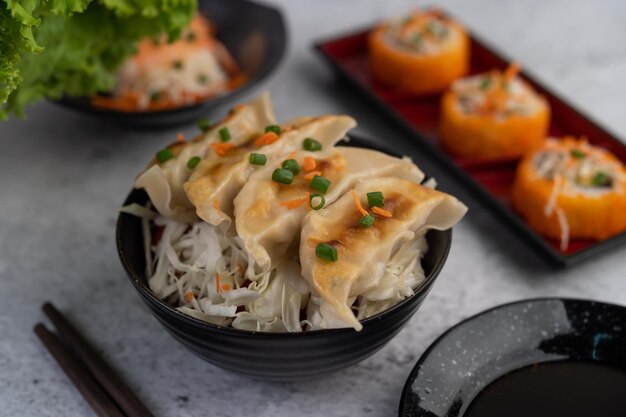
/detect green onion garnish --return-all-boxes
[272,168,294,185]
[309,193,325,210]
[265,125,282,135]
[570,149,586,159]
[592,171,611,186]
[316,243,338,262]
[150,90,161,101]
[197,74,208,85]
[367,191,384,208]
[303,138,322,151]
[282,159,301,175]
[197,117,211,131]
[413,32,423,44]
[310,175,331,194]
[249,153,267,166]
[359,214,375,228]
[479,77,492,90]
[219,127,231,142]
[156,148,173,163]
[186,31,196,42]
[172,60,184,70]
[187,156,201,169]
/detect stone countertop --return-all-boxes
[1,0,625,416]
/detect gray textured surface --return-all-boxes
[1,0,626,416]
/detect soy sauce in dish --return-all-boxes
[464,361,626,417]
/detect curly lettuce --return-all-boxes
[0,0,196,119]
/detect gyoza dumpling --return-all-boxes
[184,115,355,232]
[234,146,425,273]
[134,93,276,223]
[299,177,467,330]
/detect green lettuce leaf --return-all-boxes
[0,0,196,119]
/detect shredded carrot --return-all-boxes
[373,206,393,217]
[254,131,279,147]
[504,61,520,81]
[305,192,310,210]
[177,133,185,142]
[279,196,307,209]
[303,157,317,172]
[184,291,194,302]
[221,284,232,291]
[213,199,221,213]
[211,142,236,156]
[304,170,322,181]
[237,264,244,275]
[215,273,221,293]
[351,190,369,216]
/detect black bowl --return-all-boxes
[399,298,626,416]
[54,0,287,127]
[116,138,454,381]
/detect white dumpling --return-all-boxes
[299,177,467,330]
[234,146,425,273]
[184,115,355,232]
[134,93,276,223]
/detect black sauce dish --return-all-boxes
[54,0,287,127]
[399,298,626,417]
[116,137,456,381]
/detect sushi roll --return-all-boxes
[439,63,550,159]
[368,9,469,95]
[512,137,626,249]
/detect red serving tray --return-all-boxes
[314,23,626,266]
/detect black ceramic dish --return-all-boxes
[399,298,626,417]
[116,136,454,381]
[54,0,287,127]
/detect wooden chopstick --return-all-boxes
[42,302,155,417]
[34,323,126,417]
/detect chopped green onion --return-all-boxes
[197,117,211,131]
[303,138,322,151]
[187,156,201,169]
[359,214,375,228]
[309,193,325,210]
[310,175,331,194]
[502,80,511,91]
[479,77,492,90]
[570,149,586,159]
[219,127,231,142]
[316,243,338,262]
[249,153,267,166]
[172,60,184,70]
[156,148,173,163]
[197,74,208,85]
[272,168,294,185]
[592,171,611,186]
[186,31,196,42]
[413,32,423,44]
[367,191,384,208]
[282,159,301,175]
[150,90,161,101]
[265,125,282,135]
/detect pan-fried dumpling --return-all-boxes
[234,147,425,273]
[134,93,276,223]
[299,177,467,330]
[184,115,356,232]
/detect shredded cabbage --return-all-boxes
[139,213,427,332]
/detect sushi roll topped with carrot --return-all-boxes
[368,9,469,95]
[439,63,551,159]
[512,137,626,249]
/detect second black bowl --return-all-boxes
[55,0,287,127]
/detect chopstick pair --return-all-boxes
[34,302,154,417]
